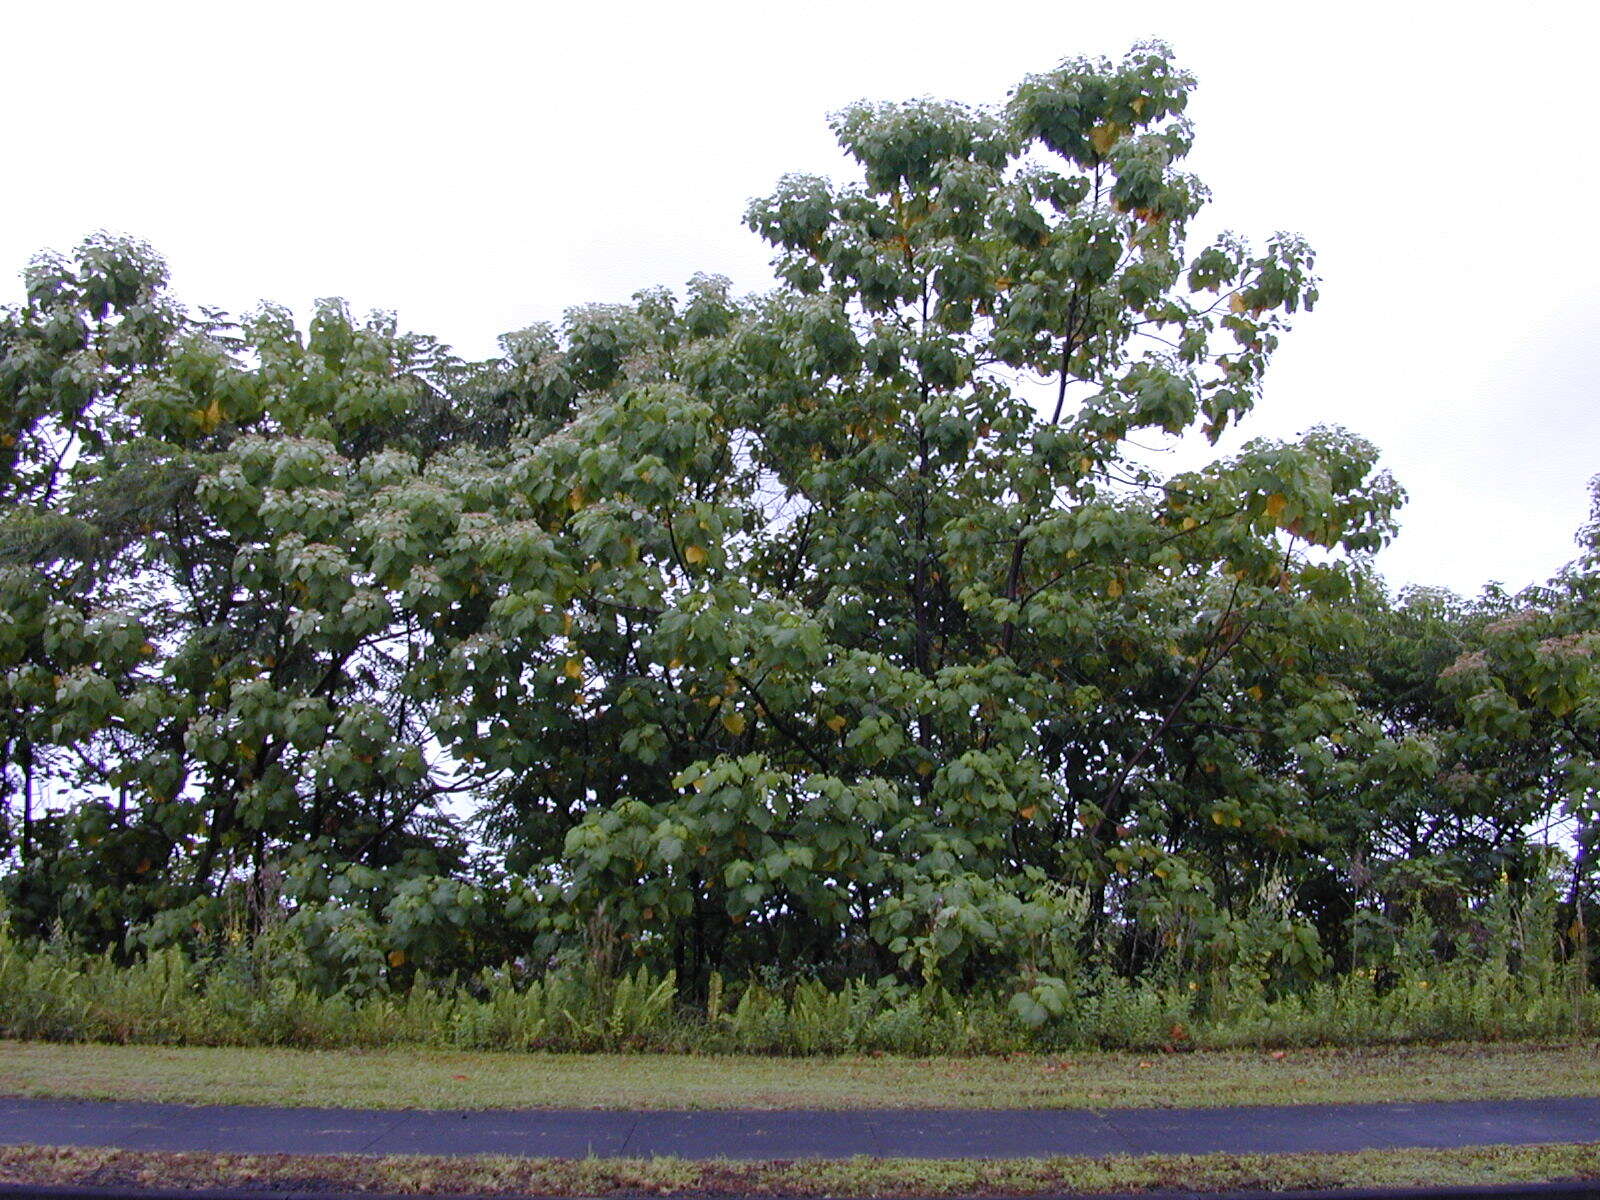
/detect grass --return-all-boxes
[3,1038,1597,1111]
[2,1142,1599,1195]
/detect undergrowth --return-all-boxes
[1,915,1592,1054]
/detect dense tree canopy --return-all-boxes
[1,44,1592,1005]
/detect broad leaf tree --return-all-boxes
[413,43,1403,989]
[10,45,1584,1002]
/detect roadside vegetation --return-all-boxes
[4,1039,1596,1111]
[4,1143,1599,1196]
[2,885,1595,1054]
[3,44,1598,1049]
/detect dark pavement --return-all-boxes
[1,1096,1598,1159]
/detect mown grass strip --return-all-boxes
[2,1038,1598,1111]
[2,1142,1599,1196]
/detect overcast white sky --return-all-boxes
[3,0,1596,598]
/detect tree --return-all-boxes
[0,264,489,977]
[18,45,1532,1002]
[0,234,181,940]
[414,42,1402,989]
[1436,479,1600,937]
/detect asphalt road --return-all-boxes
[2,1096,1598,1159]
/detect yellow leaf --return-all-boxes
[1211,810,1225,825]
[1247,685,1264,701]
[1181,516,1199,532]
[195,396,223,433]
[721,710,746,735]
[825,714,847,733]
[1090,123,1121,155]
[139,641,155,656]
[684,544,707,565]
[1131,96,1148,117]
[562,612,573,636]
[1107,576,1124,599]
[1019,804,1038,821]
[1078,456,1093,474]
[388,950,407,968]
[568,486,585,511]
[1229,293,1249,313]
[668,656,683,669]
[641,906,653,920]
[562,657,583,679]
[916,761,934,777]
[1265,493,1287,521]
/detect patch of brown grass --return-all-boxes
[3,1142,1599,1197]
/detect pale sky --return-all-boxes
[3,0,1596,598]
